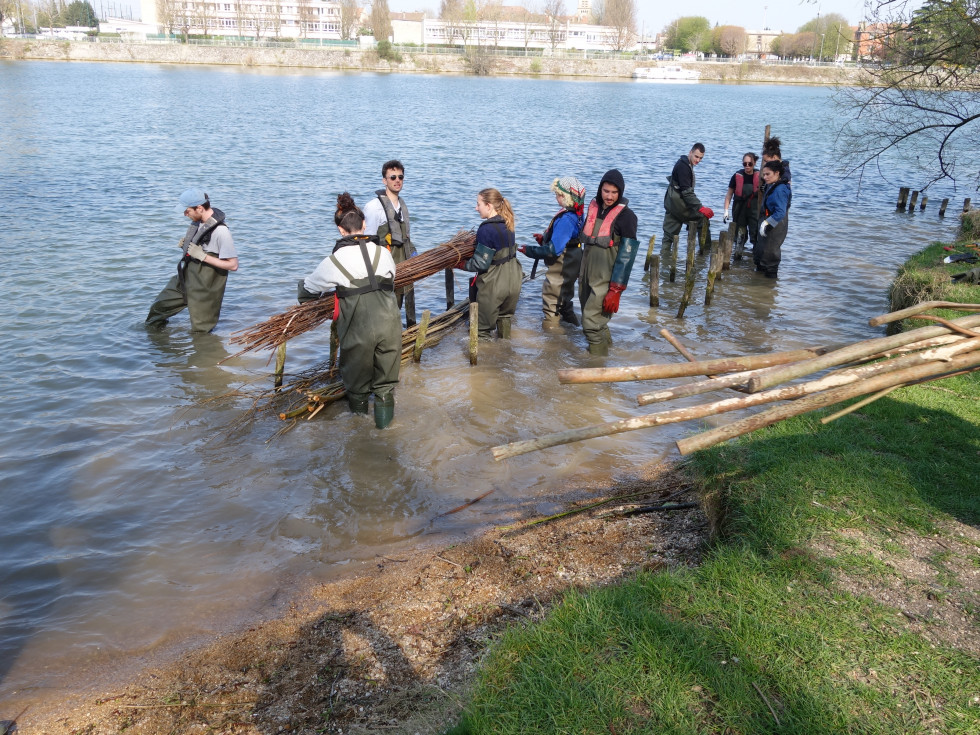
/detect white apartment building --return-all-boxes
[140,0,347,39]
[394,18,624,52]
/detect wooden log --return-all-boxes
[723,226,734,270]
[699,217,710,255]
[869,300,980,327]
[273,341,287,390]
[704,236,724,306]
[908,190,919,212]
[643,235,657,271]
[746,314,980,393]
[468,302,478,365]
[897,187,910,209]
[677,349,980,455]
[939,198,949,217]
[496,340,980,461]
[412,309,432,363]
[557,346,834,384]
[649,254,660,307]
[669,234,679,282]
[445,267,455,310]
[676,224,698,318]
[920,196,928,211]
[660,328,699,364]
[964,197,972,213]
[637,368,767,406]
[820,385,903,424]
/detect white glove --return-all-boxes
[759,221,771,237]
[186,242,209,263]
[723,209,731,224]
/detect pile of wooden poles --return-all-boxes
[228,230,476,355]
[492,302,980,461]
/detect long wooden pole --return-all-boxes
[704,234,724,306]
[643,235,657,271]
[649,254,660,307]
[678,350,980,455]
[676,222,699,318]
[558,346,835,384]
[869,301,980,327]
[412,309,431,362]
[669,234,679,282]
[468,302,478,365]
[746,314,980,392]
[497,340,980,460]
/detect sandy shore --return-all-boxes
[6,461,707,734]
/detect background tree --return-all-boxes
[155,0,180,36]
[837,0,980,188]
[194,0,216,37]
[440,0,463,44]
[338,0,359,39]
[544,0,564,52]
[295,0,313,38]
[480,0,503,48]
[602,0,636,52]
[798,11,854,61]
[62,0,96,26]
[712,24,747,57]
[589,0,604,24]
[371,0,392,41]
[664,16,711,54]
[1,0,23,32]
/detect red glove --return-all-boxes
[518,245,527,255]
[602,283,625,314]
[699,206,714,219]
[533,233,544,244]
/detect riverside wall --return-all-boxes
[0,38,865,85]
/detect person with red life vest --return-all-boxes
[662,143,714,252]
[519,176,586,329]
[755,160,792,279]
[578,169,639,356]
[723,152,761,251]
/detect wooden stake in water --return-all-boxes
[468,302,478,365]
[897,187,910,209]
[444,267,455,310]
[727,220,740,262]
[699,217,710,254]
[920,196,928,211]
[676,224,698,318]
[649,254,660,307]
[908,191,919,211]
[705,235,725,306]
[939,198,949,217]
[273,340,287,390]
[412,309,431,363]
[669,234,679,282]
[964,198,972,213]
[643,235,657,271]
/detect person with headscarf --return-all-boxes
[300,193,401,428]
[520,176,586,328]
[578,169,640,356]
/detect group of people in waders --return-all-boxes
[145,142,791,431]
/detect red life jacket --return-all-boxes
[581,199,625,248]
[734,170,760,200]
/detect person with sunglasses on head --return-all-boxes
[662,143,714,256]
[761,136,792,186]
[363,159,417,326]
[723,152,762,252]
[755,160,792,279]
[145,188,239,333]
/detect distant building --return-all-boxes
[744,28,783,59]
[853,21,889,60]
[140,0,348,40]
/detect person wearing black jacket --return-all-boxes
[662,144,714,252]
[578,169,639,356]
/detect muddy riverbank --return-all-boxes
[0,38,861,85]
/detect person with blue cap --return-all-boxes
[145,188,239,333]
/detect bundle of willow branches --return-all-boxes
[229,230,476,355]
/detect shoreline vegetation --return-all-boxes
[0,38,861,85]
[11,236,979,732]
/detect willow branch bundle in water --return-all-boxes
[229,230,476,355]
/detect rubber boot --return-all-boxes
[587,340,609,356]
[542,314,561,330]
[496,318,512,339]
[374,392,394,429]
[558,301,580,326]
[348,395,370,415]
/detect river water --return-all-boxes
[0,61,965,708]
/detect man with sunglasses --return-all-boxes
[723,152,761,252]
[364,160,416,326]
[145,188,239,333]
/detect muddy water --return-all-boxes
[0,61,963,707]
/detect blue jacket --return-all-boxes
[762,180,791,226]
[525,209,582,259]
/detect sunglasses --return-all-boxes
[388,174,404,181]
[743,161,754,166]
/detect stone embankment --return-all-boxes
[1,38,865,85]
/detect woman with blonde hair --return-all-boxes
[300,193,401,428]
[459,188,523,339]
[520,176,586,328]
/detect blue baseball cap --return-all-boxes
[176,188,207,213]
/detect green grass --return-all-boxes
[448,247,980,734]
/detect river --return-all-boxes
[0,60,964,708]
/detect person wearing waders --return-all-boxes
[578,169,640,356]
[145,189,239,333]
[299,194,400,428]
[458,188,522,339]
[363,160,417,327]
[761,136,792,186]
[755,160,792,279]
[723,152,761,253]
[519,176,586,329]
[662,143,714,254]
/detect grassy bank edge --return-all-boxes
[445,243,980,734]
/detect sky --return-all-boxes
[112,1,876,35]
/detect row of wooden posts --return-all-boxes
[896,187,971,216]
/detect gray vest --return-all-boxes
[375,190,411,250]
